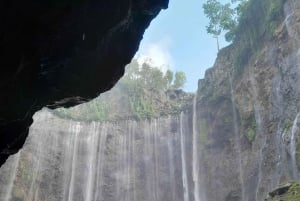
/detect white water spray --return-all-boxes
[180,112,189,201]
[0,110,201,201]
[192,96,201,201]
[4,152,20,201]
[69,123,80,201]
[230,77,246,201]
[291,113,299,179]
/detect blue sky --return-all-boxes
[136,0,230,92]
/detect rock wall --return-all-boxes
[0,0,168,165]
[0,110,198,201]
[2,0,300,200]
[196,0,300,200]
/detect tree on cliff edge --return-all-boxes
[203,0,237,51]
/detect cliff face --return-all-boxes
[0,0,168,165]
[0,110,198,201]
[1,0,300,200]
[196,0,300,200]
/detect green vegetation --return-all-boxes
[203,0,285,78]
[268,182,300,201]
[203,0,285,42]
[242,113,256,143]
[203,0,238,50]
[284,119,293,131]
[199,119,209,151]
[54,59,191,121]
[230,0,285,79]
[263,0,285,35]
[285,182,300,201]
[173,72,187,90]
[246,128,255,142]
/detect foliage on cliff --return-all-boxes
[196,0,297,199]
[267,182,300,201]
[53,59,193,121]
[203,0,285,47]
[232,0,285,77]
[203,0,240,45]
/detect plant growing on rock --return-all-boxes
[202,0,249,50]
[53,59,190,121]
[203,0,236,50]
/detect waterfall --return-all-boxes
[143,120,155,201]
[0,110,199,201]
[192,96,201,201]
[230,77,245,201]
[153,119,160,201]
[85,122,100,201]
[67,122,81,201]
[94,123,107,201]
[249,69,266,201]
[180,112,190,201]
[25,130,43,201]
[291,113,299,180]
[3,153,20,201]
[167,136,176,201]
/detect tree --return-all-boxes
[203,0,237,51]
[164,70,174,88]
[173,71,186,89]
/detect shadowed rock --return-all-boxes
[268,183,292,197]
[0,0,168,166]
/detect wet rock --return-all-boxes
[265,182,300,201]
[195,0,300,200]
[0,0,168,166]
[268,182,292,197]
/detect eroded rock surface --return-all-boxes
[195,0,300,200]
[0,0,168,165]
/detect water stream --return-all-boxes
[192,96,201,201]
[230,77,246,201]
[180,112,190,201]
[3,153,20,201]
[0,110,198,201]
[291,113,300,179]
[249,69,266,201]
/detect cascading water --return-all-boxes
[167,135,176,201]
[192,96,200,201]
[66,122,81,201]
[2,153,20,201]
[0,110,197,201]
[290,113,299,180]
[229,76,245,201]
[84,122,100,201]
[249,69,266,201]
[180,112,190,201]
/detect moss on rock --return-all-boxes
[267,182,300,201]
[199,119,208,151]
[246,128,256,142]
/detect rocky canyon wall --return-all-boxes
[195,0,300,200]
[0,0,168,165]
[1,0,300,201]
[0,110,199,201]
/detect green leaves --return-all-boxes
[173,71,187,89]
[203,0,223,36]
[203,0,248,44]
[121,61,186,119]
[165,70,174,88]
[54,59,188,121]
[203,0,236,38]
